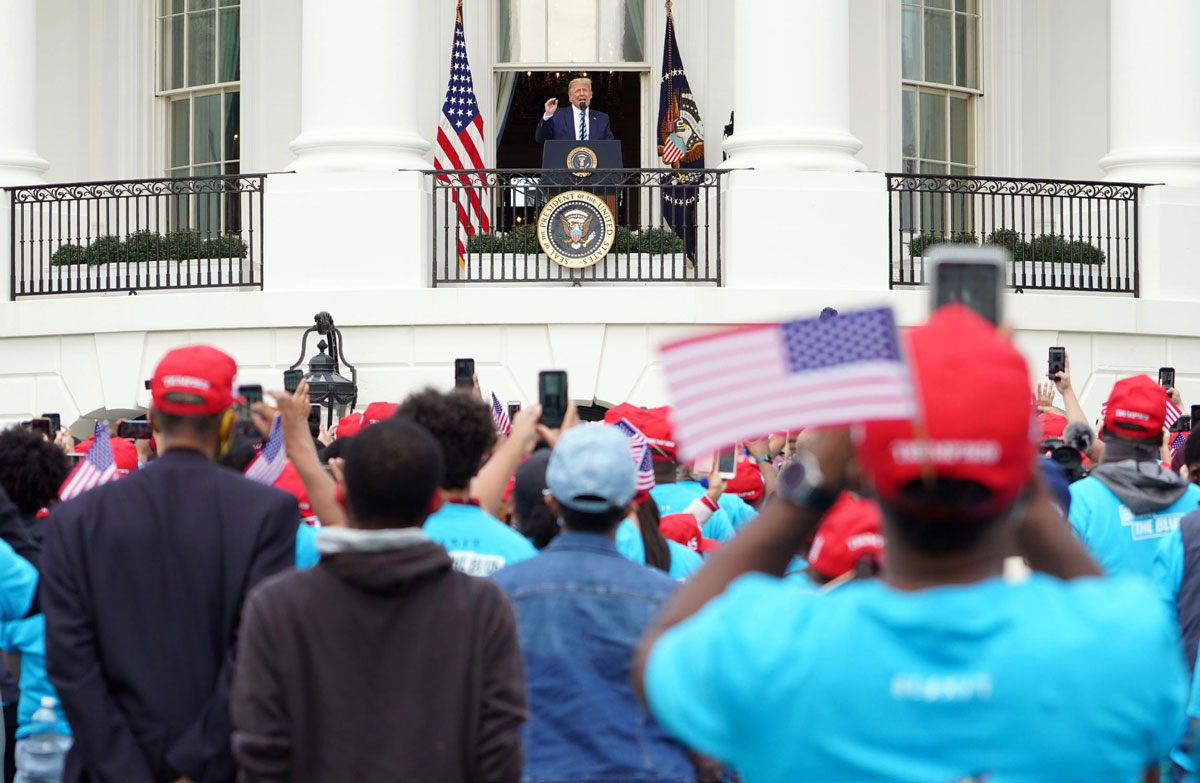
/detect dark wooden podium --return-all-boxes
[540,140,623,217]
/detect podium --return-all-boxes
[540,140,623,218]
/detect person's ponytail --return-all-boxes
[636,498,672,572]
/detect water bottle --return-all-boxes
[30,696,57,727]
[20,696,68,779]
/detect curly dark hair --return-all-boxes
[396,388,497,490]
[0,426,72,514]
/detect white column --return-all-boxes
[1100,0,1200,186]
[722,0,863,171]
[289,0,430,172]
[0,0,48,184]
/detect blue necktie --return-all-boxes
[579,110,587,141]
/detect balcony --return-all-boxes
[5,174,265,299]
[426,168,727,286]
[887,173,1143,295]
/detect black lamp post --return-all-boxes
[289,312,358,427]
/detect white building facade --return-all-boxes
[2,0,1200,430]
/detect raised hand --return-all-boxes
[544,97,558,117]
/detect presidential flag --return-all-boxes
[244,414,287,485]
[613,418,656,491]
[491,393,511,436]
[657,0,705,261]
[434,0,490,267]
[660,307,917,460]
[59,421,120,501]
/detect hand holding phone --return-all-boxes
[29,418,52,439]
[717,446,738,480]
[42,413,61,433]
[308,405,322,438]
[117,420,153,440]
[1159,367,1176,390]
[283,369,303,393]
[1048,347,1066,381]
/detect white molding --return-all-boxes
[979,0,1021,176]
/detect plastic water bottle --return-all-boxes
[30,696,56,727]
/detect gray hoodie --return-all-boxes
[1090,458,1189,515]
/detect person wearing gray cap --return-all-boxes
[492,427,698,783]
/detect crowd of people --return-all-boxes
[0,303,1199,781]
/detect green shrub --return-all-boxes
[985,228,1029,263]
[124,230,162,262]
[203,234,249,259]
[505,224,540,253]
[164,229,204,260]
[466,232,502,253]
[86,235,126,265]
[614,227,685,255]
[50,244,88,266]
[1067,240,1106,266]
[909,231,976,257]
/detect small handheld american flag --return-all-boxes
[1170,430,1187,458]
[613,418,656,491]
[659,306,917,461]
[244,415,287,485]
[59,421,120,501]
[491,393,512,436]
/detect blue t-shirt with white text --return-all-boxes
[424,502,538,577]
[645,572,1186,782]
[1070,477,1200,577]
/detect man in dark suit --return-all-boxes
[534,77,614,143]
[40,345,298,783]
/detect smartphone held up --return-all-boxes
[928,246,1006,326]
[538,371,568,428]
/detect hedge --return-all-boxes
[910,230,1106,265]
[465,225,684,256]
[50,230,248,266]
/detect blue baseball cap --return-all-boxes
[547,426,637,513]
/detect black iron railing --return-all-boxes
[6,173,266,299]
[887,173,1142,295]
[426,168,726,286]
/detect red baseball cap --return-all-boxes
[1103,375,1168,440]
[334,412,364,439]
[273,462,316,524]
[604,403,677,461]
[724,453,765,504]
[362,402,398,426]
[150,345,237,416]
[808,493,886,579]
[660,513,720,553]
[855,305,1035,521]
[75,434,139,475]
[1037,412,1067,441]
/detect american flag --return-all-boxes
[613,418,656,491]
[434,0,489,267]
[59,421,120,501]
[244,415,287,485]
[660,306,917,461]
[1170,430,1187,457]
[491,393,511,436]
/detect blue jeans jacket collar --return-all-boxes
[542,530,621,556]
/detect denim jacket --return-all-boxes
[493,532,696,783]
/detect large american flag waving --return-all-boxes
[434,0,490,267]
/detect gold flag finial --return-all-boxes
[665,0,673,16]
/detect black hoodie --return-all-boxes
[231,527,527,783]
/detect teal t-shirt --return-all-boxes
[295,523,320,569]
[665,540,702,581]
[651,482,739,543]
[646,572,1186,782]
[1069,477,1200,578]
[615,518,646,564]
[424,502,538,577]
[0,615,71,739]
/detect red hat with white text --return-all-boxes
[808,493,886,579]
[855,305,1035,520]
[1103,375,1168,440]
[150,346,237,417]
[660,513,721,553]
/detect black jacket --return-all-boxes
[40,449,298,783]
[231,528,526,783]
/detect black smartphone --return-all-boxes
[29,418,52,438]
[117,420,153,440]
[507,401,521,420]
[283,369,303,393]
[1048,347,1066,380]
[308,404,322,438]
[1159,367,1175,389]
[1191,404,1200,425]
[929,247,1005,326]
[1174,415,1193,433]
[455,358,475,389]
[717,446,737,479]
[538,371,568,428]
[239,384,264,407]
[42,412,61,433]
[144,379,152,390]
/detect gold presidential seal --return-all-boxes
[537,190,615,269]
[566,146,599,178]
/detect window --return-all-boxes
[158,0,240,233]
[497,0,646,65]
[901,0,979,234]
